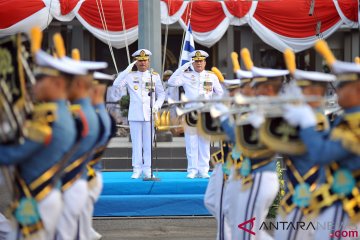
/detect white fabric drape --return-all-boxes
[248,17,343,53]
[0,0,357,52]
[333,0,358,28]
[0,7,52,37]
[160,1,188,25]
[76,11,138,49]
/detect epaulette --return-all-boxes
[207,70,216,75]
[331,112,360,155]
[152,71,159,75]
[31,103,57,125]
[24,121,52,144]
[69,104,89,138]
[69,104,82,115]
[24,103,57,144]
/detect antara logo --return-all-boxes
[238,217,256,235]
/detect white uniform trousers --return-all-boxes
[56,179,88,240]
[204,164,232,240]
[274,207,315,240]
[184,126,210,175]
[224,171,279,240]
[129,121,154,173]
[314,203,354,240]
[38,189,63,240]
[0,213,12,240]
[8,189,63,240]
[79,172,103,240]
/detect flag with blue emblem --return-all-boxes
[179,22,195,67]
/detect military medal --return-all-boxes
[292,183,311,207]
[134,85,138,90]
[331,169,355,195]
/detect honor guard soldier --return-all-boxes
[80,71,115,240]
[283,40,360,239]
[214,48,288,240]
[113,49,165,179]
[0,27,80,240]
[205,54,254,240]
[272,49,335,240]
[51,34,107,240]
[168,50,224,178]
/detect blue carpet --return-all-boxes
[94,172,211,217]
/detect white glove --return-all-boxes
[126,60,137,72]
[212,103,229,122]
[173,60,194,77]
[283,104,316,129]
[247,111,265,129]
[113,60,137,86]
[152,106,159,114]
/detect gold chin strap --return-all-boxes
[336,73,359,82]
[34,67,60,77]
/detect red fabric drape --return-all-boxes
[224,0,252,19]
[181,1,226,33]
[254,0,341,38]
[162,0,184,16]
[0,0,45,29]
[60,0,79,15]
[338,0,358,22]
[78,0,138,31]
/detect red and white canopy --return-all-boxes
[0,0,358,52]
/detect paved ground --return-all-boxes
[93,217,217,240]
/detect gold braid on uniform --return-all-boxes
[330,112,360,155]
[24,103,56,144]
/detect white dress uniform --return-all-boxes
[113,51,165,178]
[168,50,223,178]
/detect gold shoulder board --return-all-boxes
[32,103,57,124]
[25,120,52,144]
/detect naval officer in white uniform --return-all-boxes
[113,49,165,179]
[168,50,224,178]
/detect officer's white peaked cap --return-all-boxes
[223,79,252,88]
[236,69,253,79]
[190,50,209,60]
[293,69,336,86]
[332,61,360,75]
[35,50,88,75]
[60,56,108,72]
[252,66,289,78]
[132,49,152,60]
[93,71,114,81]
[93,71,114,85]
[331,61,360,85]
[251,67,289,87]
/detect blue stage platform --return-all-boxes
[94,172,211,217]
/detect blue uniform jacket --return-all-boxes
[64,98,99,182]
[89,103,111,172]
[0,100,76,185]
[300,106,360,179]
